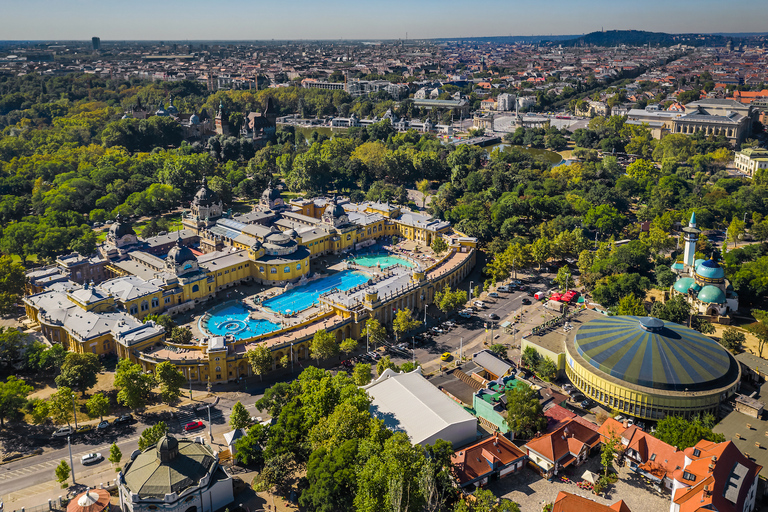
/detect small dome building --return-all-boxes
[670,213,738,317]
[117,435,233,512]
[190,177,223,225]
[565,316,740,421]
[259,181,284,210]
[166,238,199,276]
[107,214,138,249]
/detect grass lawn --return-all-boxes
[10,254,39,265]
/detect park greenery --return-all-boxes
[654,414,725,450]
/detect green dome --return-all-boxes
[673,277,695,294]
[695,259,725,281]
[694,258,705,267]
[573,316,738,392]
[698,285,726,304]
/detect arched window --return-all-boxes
[215,366,221,372]
[192,284,199,293]
[151,297,159,308]
[140,301,149,311]
[130,305,138,315]
[296,263,301,270]
[284,266,290,273]
[259,266,265,273]
[270,268,277,274]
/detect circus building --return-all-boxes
[565,316,741,421]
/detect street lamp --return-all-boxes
[71,394,78,430]
[469,281,474,303]
[67,435,75,485]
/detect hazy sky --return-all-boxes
[2,0,768,40]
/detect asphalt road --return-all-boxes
[0,396,266,500]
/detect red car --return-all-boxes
[184,421,204,432]
[562,290,580,303]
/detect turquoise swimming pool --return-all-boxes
[204,304,281,340]
[351,253,415,269]
[263,269,370,314]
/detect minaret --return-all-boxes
[682,212,700,271]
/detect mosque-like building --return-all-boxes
[670,213,738,319]
[24,179,476,385]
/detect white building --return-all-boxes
[496,93,515,111]
[734,147,768,177]
[118,436,233,512]
[364,368,477,447]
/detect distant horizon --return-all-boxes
[3,0,768,41]
[2,30,768,45]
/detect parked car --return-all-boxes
[562,384,574,394]
[571,393,586,403]
[488,313,500,321]
[81,453,103,465]
[497,285,511,293]
[76,425,94,434]
[114,414,133,425]
[184,421,204,432]
[473,301,486,308]
[458,309,472,318]
[521,298,531,305]
[440,352,452,361]
[97,420,110,430]
[52,426,75,438]
[431,327,445,334]
[581,399,594,409]
[488,292,500,298]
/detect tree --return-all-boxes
[377,355,400,376]
[553,266,572,291]
[746,321,768,358]
[489,344,508,359]
[431,237,448,255]
[352,363,372,386]
[453,489,521,512]
[655,414,724,450]
[230,401,250,430]
[720,327,746,352]
[727,217,746,248]
[48,387,75,426]
[521,346,540,370]
[340,338,358,356]
[246,345,273,381]
[614,294,646,316]
[365,318,387,349]
[536,358,557,382]
[114,359,155,410]
[506,384,546,439]
[170,326,193,344]
[38,344,67,374]
[138,421,168,451]
[650,295,692,326]
[109,443,122,468]
[301,440,359,512]
[416,179,431,208]
[392,308,421,343]
[55,353,102,395]
[434,285,467,313]
[0,328,28,375]
[55,460,71,488]
[601,430,622,478]
[234,424,269,465]
[86,392,109,422]
[0,256,25,315]
[253,452,295,495]
[0,376,32,426]
[310,330,339,362]
[154,361,186,405]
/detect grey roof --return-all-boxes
[473,350,512,379]
[232,210,276,224]
[197,249,250,270]
[122,437,215,498]
[143,229,198,248]
[364,368,476,446]
[97,276,162,302]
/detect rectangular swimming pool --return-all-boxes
[263,270,370,314]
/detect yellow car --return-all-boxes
[441,352,452,361]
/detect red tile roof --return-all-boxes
[553,491,632,512]
[451,432,526,485]
[525,419,600,464]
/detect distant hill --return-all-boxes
[555,30,740,48]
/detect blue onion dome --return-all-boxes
[189,113,200,125]
[697,285,726,304]
[573,316,738,392]
[673,277,695,294]
[695,259,725,282]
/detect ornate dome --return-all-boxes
[262,182,281,201]
[167,238,196,265]
[573,316,739,392]
[698,285,726,304]
[166,97,178,115]
[673,277,695,294]
[192,177,220,208]
[189,113,200,125]
[109,214,136,238]
[695,259,725,281]
[264,232,293,246]
[157,435,179,462]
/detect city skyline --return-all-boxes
[3,0,768,41]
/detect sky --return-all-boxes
[2,0,768,41]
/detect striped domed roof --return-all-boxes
[573,316,738,392]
